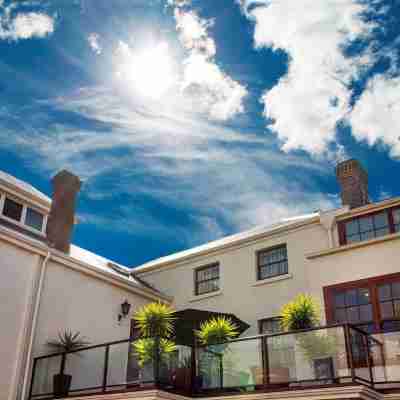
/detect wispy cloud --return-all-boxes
[0,83,337,244]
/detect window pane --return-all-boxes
[258,245,288,280]
[359,304,373,321]
[346,289,358,306]
[334,292,345,307]
[25,208,44,231]
[347,307,359,323]
[360,231,375,241]
[334,308,346,322]
[359,216,374,232]
[394,300,400,318]
[378,284,391,301]
[393,209,400,225]
[358,288,370,305]
[380,301,393,319]
[345,220,359,236]
[376,227,390,237]
[392,282,400,299]
[347,234,361,243]
[374,212,389,229]
[3,198,23,221]
[260,318,282,334]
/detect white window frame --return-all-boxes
[0,192,47,236]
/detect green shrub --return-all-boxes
[196,316,239,345]
[281,294,320,331]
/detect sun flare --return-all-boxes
[115,41,176,100]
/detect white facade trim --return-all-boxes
[136,220,321,277]
[252,273,293,287]
[306,231,400,259]
[189,289,223,303]
[0,224,170,302]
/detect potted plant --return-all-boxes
[281,293,320,331]
[280,294,336,382]
[132,302,176,385]
[196,317,239,389]
[46,330,90,397]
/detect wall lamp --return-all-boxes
[118,300,131,323]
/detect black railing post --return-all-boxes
[190,344,197,395]
[102,345,110,392]
[219,354,223,389]
[365,335,374,387]
[262,336,270,388]
[28,358,38,400]
[344,324,355,383]
[153,337,160,388]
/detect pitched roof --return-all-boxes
[134,212,320,273]
[0,170,51,205]
[69,244,167,297]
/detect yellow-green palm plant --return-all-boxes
[133,338,177,367]
[133,302,175,338]
[196,316,239,346]
[281,294,320,332]
[132,302,176,382]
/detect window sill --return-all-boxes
[252,273,293,287]
[306,232,400,259]
[189,290,222,302]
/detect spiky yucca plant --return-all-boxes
[47,330,90,352]
[133,338,177,367]
[133,302,175,338]
[196,316,239,345]
[281,294,320,331]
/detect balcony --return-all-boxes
[29,324,396,400]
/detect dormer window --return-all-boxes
[0,193,46,234]
[3,197,23,222]
[339,206,400,245]
[25,207,44,231]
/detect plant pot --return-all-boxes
[53,373,72,398]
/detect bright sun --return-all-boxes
[115,41,176,100]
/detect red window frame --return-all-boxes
[324,272,400,333]
[338,206,400,246]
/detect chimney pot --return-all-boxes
[336,159,369,209]
[46,170,81,253]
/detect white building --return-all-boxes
[2,159,400,400]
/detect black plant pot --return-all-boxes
[53,373,72,398]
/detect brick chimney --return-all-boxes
[46,170,81,253]
[336,159,369,209]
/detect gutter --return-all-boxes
[135,216,321,275]
[20,250,51,400]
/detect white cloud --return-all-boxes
[0,4,54,41]
[350,75,400,157]
[88,32,102,54]
[239,0,374,155]
[173,5,248,121]
[0,86,336,242]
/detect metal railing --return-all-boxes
[29,324,385,399]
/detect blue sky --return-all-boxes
[0,0,399,267]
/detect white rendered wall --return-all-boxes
[0,239,41,400]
